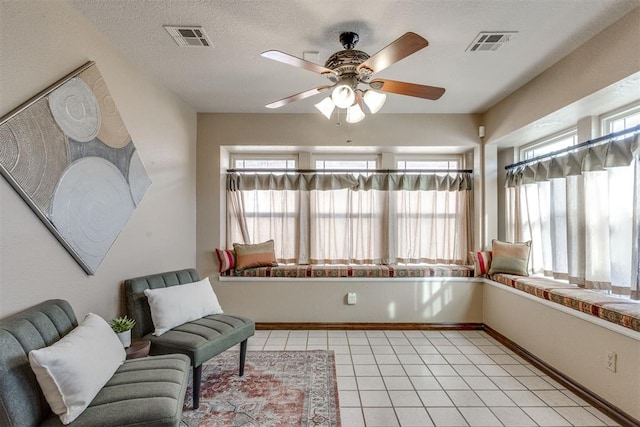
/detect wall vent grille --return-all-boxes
[466,32,517,52]
[164,26,212,47]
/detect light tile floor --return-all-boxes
[246,329,620,427]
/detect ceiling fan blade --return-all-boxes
[265,85,332,109]
[357,32,428,75]
[371,79,445,100]
[261,50,337,77]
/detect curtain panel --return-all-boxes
[505,134,640,299]
[226,171,472,265]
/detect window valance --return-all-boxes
[505,134,639,187]
[227,171,473,192]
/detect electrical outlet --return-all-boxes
[347,292,357,305]
[606,351,617,372]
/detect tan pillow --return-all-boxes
[488,239,531,276]
[233,240,277,272]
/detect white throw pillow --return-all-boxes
[144,277,223,336]
[29,313,125,425]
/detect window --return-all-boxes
[228,156,298,258]
[519,129,577,161]
[315,158,377,171]
[226,153,472,265]
[232,155,296,172]
[505,114,639,299]
[397,157,463,171]
[602,103,640,134]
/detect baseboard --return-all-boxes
[483,324,638,427]
[255,322,484,331]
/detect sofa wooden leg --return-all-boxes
[239,339,248,376]
[193,364,202,409]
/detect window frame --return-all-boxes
[230,153,298,171]
[600,102,640,135]
[395,154,465,171]
[312,153,380,171]
[519,128,578,161]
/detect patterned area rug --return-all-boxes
[180,350,340,427]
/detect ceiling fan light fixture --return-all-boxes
[346,103,365,124]
[331,82,356,109]
[314,97,335,119]
[363,90,386,114]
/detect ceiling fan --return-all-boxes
[261,31,445,122]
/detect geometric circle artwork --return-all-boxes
[0,98,69,215]
[0,61,151,274]
[68,137,135,180]
[50,157,135,272]
[79,65,131,148]
[49,77,100,142]
[128,150,152,206]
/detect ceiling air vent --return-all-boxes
[164,26,212,47]
[466,32,517,52]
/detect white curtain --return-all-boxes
[227,171,472,265]
[505,134,640,299]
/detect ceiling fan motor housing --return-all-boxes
[325,50,370,78]
[324,32,372,80]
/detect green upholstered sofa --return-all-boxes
[0,299,190,427]
[124,268,255,409]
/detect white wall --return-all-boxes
[483,283,640,421]
[215,278,483,324]
[0,1,197,320]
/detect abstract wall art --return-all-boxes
[0,61,151,274]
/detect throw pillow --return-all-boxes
[28,313,125,425]
[488,239,532,276]
[144,277,223,336]
[469,251,492,277]
[215,248,235,273]
[233,239,278,272]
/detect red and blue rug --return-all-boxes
[181,350,340,426]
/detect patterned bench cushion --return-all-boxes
[222,264,474,278]
[490,273,640,333]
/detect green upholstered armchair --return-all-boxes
[123,268,255,409]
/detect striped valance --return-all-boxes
[227,171,473,192]
[506,134,639,187]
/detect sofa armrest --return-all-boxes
[0,300,77,426]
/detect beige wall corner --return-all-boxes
[0,2,197,320]
[483,6,640,145]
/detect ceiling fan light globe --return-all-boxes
[346,103,365,124]
[331,84,356,109]
[314,97,335,119]
[363,90,386,114]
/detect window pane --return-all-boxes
[315,160,376,170]
[235,159,295,169]
[521,133,577,160]
[602,104,640,134]
[398,160,460,170]
[608,111,640,133]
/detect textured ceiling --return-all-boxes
[71,0,639,114]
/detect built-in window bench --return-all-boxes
[487,273,640,333]
[219,264,640,333]
[220,263,474,278]
[215,264,640,423]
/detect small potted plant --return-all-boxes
[110,316,136,348]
